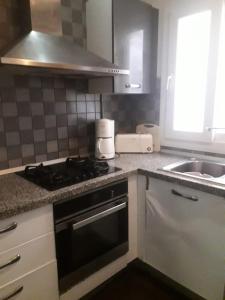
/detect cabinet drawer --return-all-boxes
[0,233,55,287]
[0,205,53,253]
[0,262,59,300]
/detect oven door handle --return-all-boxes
[72,202,127,231]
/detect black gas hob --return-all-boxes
[16,157,121,191]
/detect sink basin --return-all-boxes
[162,160,225,182]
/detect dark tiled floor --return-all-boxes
[85,266,189,300]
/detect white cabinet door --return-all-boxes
[0,262,59,300]
[0,233,55,287]
[145,178,225,300]
[0,205,53,253]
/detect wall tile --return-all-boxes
[14,76,28,88]
[87,102,95,113]
[55,102,67,114]
[68,114,77,126]
[7,145,21,160]
[77,101,86,113]
[29,77,42,88]
[0,118,3,131]
[66,89,76,101]
[4,117,18,132]
[19,117,32,130]
[22,144,34,157]
[32,116,45,129]
[30,88,43,102]
[1,88,16,102]
[36,154,47,163]
[43,89,55,102]
[42,78,54,89]
[47,152,59,160]
[54,78,65,89]
[9,158,22,168]
[55,89,66,101]
[67,102,77,114]
[20,130,34,144]
[31,102,44,116]
[77,94,85,101]
[45,115,56,128]
[2,103,17,117]
[35,142,47,155]
[33,129,46,142]
[58,139,68,151]
[102,92,160,133]
[56,114,68,127]
[44,102,55,115]
[68,125,77,138]
[0,147,7,162]
[17,102,31,116]
[16,88,30,102]
[47,140,58,153]
[22,156,36,165]
[58,127,68,139]
[46,128,57,141]
[6,131,20,146]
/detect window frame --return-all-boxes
[160,0,225,154]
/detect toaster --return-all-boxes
[115,134,153,153]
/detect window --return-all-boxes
[213,4,225,135]
[173,11,211,133]
[162,0,225,152]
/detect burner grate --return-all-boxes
[16,157,121,191]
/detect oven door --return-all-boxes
[55,197,128,292]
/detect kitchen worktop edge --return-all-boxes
[0,153,225,221]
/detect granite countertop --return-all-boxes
[1,152,225,220]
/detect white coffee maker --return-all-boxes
[95,119,115,160]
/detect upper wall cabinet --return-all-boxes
[86,0,159,94]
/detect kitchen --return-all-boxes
[0,0,224,300]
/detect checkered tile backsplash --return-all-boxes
[102,89,160,134]
[0,73,101,170]
[0,1,160,171]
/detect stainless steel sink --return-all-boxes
[162,160,225,183]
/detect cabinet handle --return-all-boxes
[0,222,17,235]
[0,286,23,300]
[171,189,199,202]
[0,254,21,271]
[125,83,141,89]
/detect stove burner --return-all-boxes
[25,163,51,177]
[66,157,89,166]
[16,157,121,191]
[66,157,110,173]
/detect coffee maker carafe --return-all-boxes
[95,119,115,160]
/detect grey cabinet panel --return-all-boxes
[113,0,158,94]
[86,0,158,94]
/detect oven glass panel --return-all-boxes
[56,201,128,280]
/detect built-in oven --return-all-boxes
[53,179,128,293]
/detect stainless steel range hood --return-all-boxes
[0,0,129,77]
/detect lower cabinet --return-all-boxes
[0,233,55,287]
[0,205,59,300]
[0,262,59,300]
[144,177,225,300]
